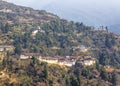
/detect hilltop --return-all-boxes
[0,1,59,24]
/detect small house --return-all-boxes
[39,57,58,64]
[0,45,14,52]
[79,58,96,66]
[20,53,40,60]
[20,55,30,60]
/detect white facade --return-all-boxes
[32,30,39,36]
[39,57,77,67]
[0,45,13,52]
[80,58,96,66]
[83,60,95,66]
[39,57,58,64]
[20,55,29,59]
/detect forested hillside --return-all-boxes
[0,1,120,86]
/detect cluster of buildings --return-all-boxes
[0,45,96,67]
[20,53,96,67]
[78,58,96,66]
[38,56,77,67]
[20,54,77,67]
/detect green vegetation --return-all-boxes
[0,56,118,86]
[0,1,120,86]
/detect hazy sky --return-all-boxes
[3,0,120,25]
[3,0,55,8]
[3,0,120,18]
[3,0,120,9]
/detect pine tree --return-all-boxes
[14,44,21,55]
[100,68,108,81]
[70,76,79,86]
[111,72,117,86]
[44,65,48,79]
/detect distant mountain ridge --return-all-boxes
[108,24,120,34]
[43,1,120,34]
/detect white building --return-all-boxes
[20,55,30,60]
[20,53,40,60]
[39,57,58,64]
[80,58,96,66]
[39,56,77,67]
[0,45,14,52]
[32,30,39,36]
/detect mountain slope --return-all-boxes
[3,0,120,34]
[0,1,120,66]
[0,1,120,86]
[0,1,59,24]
